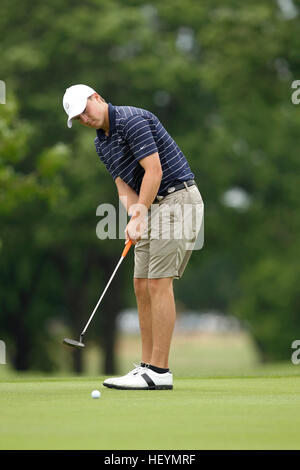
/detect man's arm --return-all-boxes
[116,152,162,215]
[137,152,163,212]
[124,152,163,244]
[115,177,139,215]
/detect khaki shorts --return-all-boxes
[134,184,204,280]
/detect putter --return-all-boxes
[63,240,133,349]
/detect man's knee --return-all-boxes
[148,277,174,295]
[133,277,149,297]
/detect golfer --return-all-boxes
[62,84,204,390]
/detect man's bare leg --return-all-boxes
[147,277,176,369]
[133,278,153,364]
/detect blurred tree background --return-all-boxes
[0,0,299,373]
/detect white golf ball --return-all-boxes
[91,390,101,399]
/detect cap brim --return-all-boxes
[66,100,88,128]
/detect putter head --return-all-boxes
[63,338,85,349]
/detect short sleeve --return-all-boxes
[124,115,158,161]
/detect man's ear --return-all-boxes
[96,93,106,103]
[90,92,106,103]
[89,93,98,101]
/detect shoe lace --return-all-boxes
[131,362,148,375]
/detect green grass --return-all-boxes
[1,332,299,449]
[1,373,300,449]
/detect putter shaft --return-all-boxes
[80,240,132,337]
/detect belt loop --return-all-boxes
[183,180,193,204]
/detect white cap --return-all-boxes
[63,84,96,128]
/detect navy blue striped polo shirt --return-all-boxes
[94,103,194,196]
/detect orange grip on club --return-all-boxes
[122,240,133,258]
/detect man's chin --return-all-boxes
[89,122,101,129]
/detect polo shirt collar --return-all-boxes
[96,103,116,140]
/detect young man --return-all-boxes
[62,84,204,390]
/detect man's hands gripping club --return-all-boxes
[116,152,163,246]
[125,203,148,245]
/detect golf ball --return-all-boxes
[91,390,101,399]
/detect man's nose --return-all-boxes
[79,113,88,123]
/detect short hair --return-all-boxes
[88,93,106,103]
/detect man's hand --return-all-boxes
[125,203,148,245]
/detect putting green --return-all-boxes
[0,374,300,449]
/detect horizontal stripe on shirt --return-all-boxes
[94,103,194,195]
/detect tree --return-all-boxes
[1,0,300,367]
[0,95,69,370]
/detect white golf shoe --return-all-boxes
[103,365,173,390]
[102,363,145,387]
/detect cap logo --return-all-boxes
[65,103,70,110]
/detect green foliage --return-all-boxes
[0,95,70,370]
[1,0,300,368]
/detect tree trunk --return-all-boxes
[12,258,44,371]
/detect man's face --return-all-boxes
[74,94,106,129]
